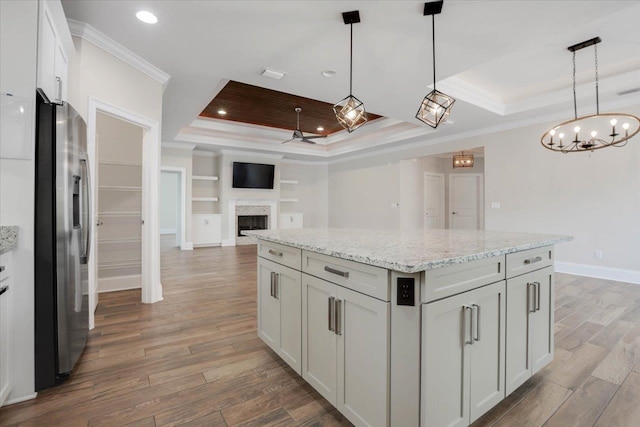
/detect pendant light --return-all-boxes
[541,37,640,153]
[333,10,368,133]
[453,151,474,169]
[416,1,455,128]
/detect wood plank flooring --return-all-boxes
[1,243,640,426]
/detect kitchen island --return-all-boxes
[242,229,571,427]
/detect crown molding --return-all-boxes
[281,158,329,166]
[220,149,284,160]
[67,19,171,86]
[192,150,219,157]
[162,142,196,150]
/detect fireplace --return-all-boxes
[237,215,268,237]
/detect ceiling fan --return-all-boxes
[281,107,327,144]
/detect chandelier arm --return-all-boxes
[572,51,577,120]
[594,43,599,115]
[432,14,436,91]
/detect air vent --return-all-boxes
[617,87,640,96]
[261,68,286,80]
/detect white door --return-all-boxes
[449,174,483,230]
[337,286,390,427]
[302,273,338,405]
[424,173,444,229]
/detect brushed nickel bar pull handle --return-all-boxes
[535,281,541,312]
[527,283,535,313]
[335,299,342,336]
[324,266,349,278]
[328,296,335,332]
[473,304,480,342]
[55,76,62,103]
[274,273,279,299]
[524,256,542,265]
[463,305,474,345]
[268,249,283,257]
[270,272,275,298]
[0,285,8,296]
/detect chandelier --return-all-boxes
[453,152,474,169]
[541,37,639,153]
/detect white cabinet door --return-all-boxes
[468,281,506,423]
[337,286,390,427]
[422,291,471,427]
[192,214,222,245]
[302,273,338,405]
[257,258,302,374]
[505,267,554,395]
[54,41,68,102]
[279,213,303,229]
[422,280,505,427]
[37,1,57,102]
[530,267,554,374]
[0,252,13,407]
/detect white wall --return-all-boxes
[329,104,640,279]
[0,0,38,403]
[161,147,193,246]
[280,161,329,228]
[160,172,179,233]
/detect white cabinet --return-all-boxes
[279,213,303,229]
[302,273,390,427]
[422,280,506,427]
[505,266,554,395]
[37,1,71,103]
[192,214,222,246]
[0,251,13,407]
[257,258,301,374]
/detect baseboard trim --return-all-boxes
[193,243,222,248]
[555,261,640,285]
[221,239,235,247]
[98,274,142,293]
[181,241,193,250]
[160,229,177,235]
[5,392,37,406]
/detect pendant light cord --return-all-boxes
[349,23,353,96]
[572,51,577,120]
[594,43,599,115]
[432,14,436,92]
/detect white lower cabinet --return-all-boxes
[0,252,13,407]
[302,273,390,427]
[257,257,301,374]
[422,280,506,427]
[505,266,554,395]
[192,214,222,246]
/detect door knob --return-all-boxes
[452,212,457,215]
[96,220,104,227]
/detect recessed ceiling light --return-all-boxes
[321,70,336,78]
[317,126,324,132]
[261,68,286,80]
[136,11,158,24]
[217,110,227,115]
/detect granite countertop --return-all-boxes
[242,228,572,273]
[0,226,18,254]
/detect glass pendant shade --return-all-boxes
[333,94,367,133]
[416,89,455,128]
[452,152,474,169]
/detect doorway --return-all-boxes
[160,167,186,249]
[449,174,484,230]
[424,172,445,229]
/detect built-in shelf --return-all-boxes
[98,237,141,244]
[280,180,299,185]
[279,198,299,203]
[99,186,142,192]
[193,197,219,202]
[98,211,142,218]
[98,260,141,269]
[192,175,219,181]
[99,160,142,167]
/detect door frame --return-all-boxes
[160,166,187,250]
[87,97,162,329]
[423,172,445,229]
[448,173,484,230]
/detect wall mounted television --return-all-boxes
[232,162,275,189]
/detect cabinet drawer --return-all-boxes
[0,252,12,283]
[302,250,389,301]
[506,246,553,278]
[422,255,504,303]
[258,241,301,270]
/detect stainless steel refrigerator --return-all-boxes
[34,90,90,390]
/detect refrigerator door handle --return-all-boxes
[79,156,92,264]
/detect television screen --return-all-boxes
[232,162,275,189]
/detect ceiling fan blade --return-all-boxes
[281,138,295,144]
[301,135,327,140]
[300,138,317,144]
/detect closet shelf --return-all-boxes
[99,186,142,191]
[98,237,141,244]
[279,198,299,203]
[98,260,141,269]
[280,180,299,185]
[192,197,219,202]
[99,160,142,167]
[98,211,142,217]
[192,175,219,181]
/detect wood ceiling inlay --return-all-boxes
[199,80,382,136]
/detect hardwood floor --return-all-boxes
[1,244,640,426]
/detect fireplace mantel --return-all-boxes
[223,199,278,246]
